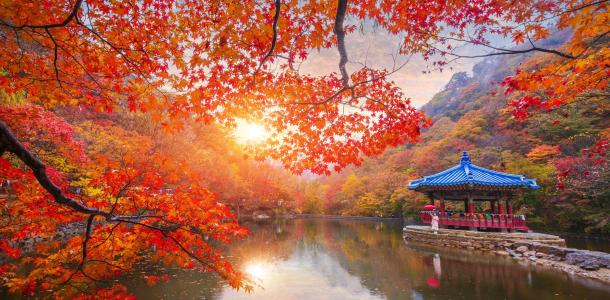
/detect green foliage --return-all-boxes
[500,151,556,186]
[530,103,602,144]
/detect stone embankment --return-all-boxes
[403,225,610,283]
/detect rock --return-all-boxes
[495,251,510,256]
[507,249,522,258]
[579,262,601,271]
[536,252,547,258]
[529,242,570,258]
[565,250,610,270]
[551,255,562,261]
[516,246,529,253]
[524,251,536,257]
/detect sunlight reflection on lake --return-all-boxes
[225,248,385,300]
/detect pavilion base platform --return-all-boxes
[403,225,610,284]
[403,225,566,249]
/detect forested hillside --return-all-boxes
[0,96,306,218]
[302,42,609,234]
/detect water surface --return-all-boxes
[125,219,610,300]
[562,236,610,253]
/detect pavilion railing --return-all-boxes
[419,211,528,232]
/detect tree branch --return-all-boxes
[0,120,232,287]
[44,28,64,89]
[334,0,349,87]
[80,214,95,269]
[0,0,83,29]
[0,121,160,223]
[258,0,281,70]
[0,121,109,217]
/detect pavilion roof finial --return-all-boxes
[460,151,471,165]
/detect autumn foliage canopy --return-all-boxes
[0,0,607,297]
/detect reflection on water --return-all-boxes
[125,219,610,300]
[563,236,610,253]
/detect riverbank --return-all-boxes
[403,225,610,284]
[291,214,403,223]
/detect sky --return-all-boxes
[299,27,480,108]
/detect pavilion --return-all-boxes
[408,151,539,232]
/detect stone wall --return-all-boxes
[403,225,610,283]
[403,225,566,250]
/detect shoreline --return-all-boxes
[290,214,403,223]
[403,225,610,284]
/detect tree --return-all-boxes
[341,174,366,201]
[527,144,561,162]
[0,0,427,175]
[388,187,410,217]
[553,155,610,233]
[353,192,383,216]
[0,105,250,297]
[303,183,324,214]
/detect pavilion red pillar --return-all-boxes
[502,195,512,232]
[439,194,446,214]
[467,193,476,231]
[498,201,504,214]
[491,200,497,214]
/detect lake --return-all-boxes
[121,218,610,300]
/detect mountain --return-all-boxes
[422,29,573,121]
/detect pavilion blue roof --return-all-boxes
[408,151,540,190]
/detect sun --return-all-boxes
[244,262,269,280]
[234,120,269,144]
